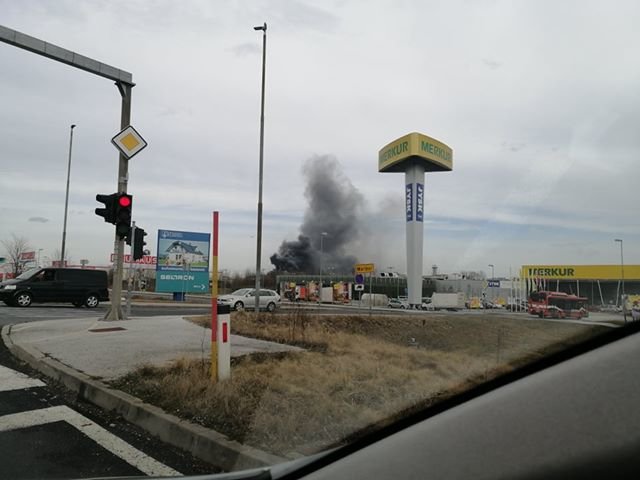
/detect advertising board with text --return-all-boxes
[156,229,210,293]
[355,263,375,274]
[111,254,157,267]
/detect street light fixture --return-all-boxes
[60,124,76,266]
[615,239,625,321]
[388,266,400,298]
[319,232,328,300]
[488,264,495,302]
[253,22,267,314]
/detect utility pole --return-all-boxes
[253,22,267,314]
[60,124,76,266]
[104,82,133,321]
[615,238,625,323]
[319,232,328,302]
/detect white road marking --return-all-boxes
[0,364,45,392]
[0,405,180,477]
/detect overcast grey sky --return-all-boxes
[1,0,639,277]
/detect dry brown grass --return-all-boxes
[116,310,606,458]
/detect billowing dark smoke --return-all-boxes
[270,155,364,273]
[269,235,314,272]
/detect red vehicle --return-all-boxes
[528,291,589,319]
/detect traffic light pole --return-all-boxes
[126,222,136,318]
[104,82,132,321]
[0,26,135,321]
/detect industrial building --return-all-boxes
[275,264,640,308]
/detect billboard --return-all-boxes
[20,251,36,261]
[521,265,640,280]
[156,229,210,293]
[378,132,453,173]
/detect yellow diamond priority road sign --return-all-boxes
[111,125,148,159]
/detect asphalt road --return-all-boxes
[0,335,219,478]
[0,302,211,326]
[0,301,218,477]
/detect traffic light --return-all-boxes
[115,193,133,239]
[132,228,147,261]
[95,193,117,224]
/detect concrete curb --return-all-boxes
[1,324,285,472]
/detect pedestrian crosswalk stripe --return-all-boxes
[0,365,45,392]
[0,405,180,477]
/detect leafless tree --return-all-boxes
[1,234,32,276]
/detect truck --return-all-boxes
[528,291,588,319]
[427,292,466,311]
[360,293,389,307]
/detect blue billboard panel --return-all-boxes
[416,183,424,222]
[156,229,210,293]
[405,183,413,222]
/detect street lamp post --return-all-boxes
[615,239,625,322]
[319,232,328,301]
[60,124,76,266]
[253,22,267,314]
[488,264,495,302]
[388,266,400,298]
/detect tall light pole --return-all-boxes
[60,124,76,266]
[253,22,267,314]
[388,266,400,298]
[615,238,625,321]
[319,232,328,300]
[488,264,495,302]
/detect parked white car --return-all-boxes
[388,298,409,309]
[218,288,281,312]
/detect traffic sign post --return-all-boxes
[355,263,375,315]
[105,82,133,321]
[369,271,373,317]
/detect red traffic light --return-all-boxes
[118,195,132,208]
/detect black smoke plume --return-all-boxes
[270,155,364,273]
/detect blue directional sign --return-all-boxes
[416,183,424,222]
[156,229,210,293]
[405,183,413,222]
[487,279,501,288]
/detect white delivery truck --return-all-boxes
[320,286,334,303]
[428,292,466,311]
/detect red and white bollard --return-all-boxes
[216,304,231,380]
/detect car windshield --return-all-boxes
[0,2,636,478]
[230,289,252,296]
[14,267,41,280]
